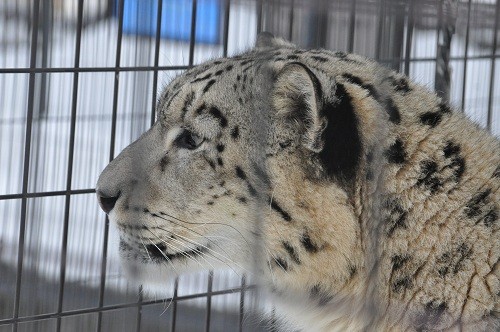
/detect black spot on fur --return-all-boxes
[270,199,292,222]
[287,54,299,60]
[437,243,473,276]
[442,141,466,181]
[216,144,225,152]
[311,55,329,62]
[217,157,223,166]
[320,83,362,188]
[204,156,216,170]
[420,111,442,127]
[192,73,212,83]
[207,201,214,205]
[213,60,222,65]
[214,69,224,76]
[366,151,374,163]
[240,59,253,66]
[282,242,301,264]
[164,90,180,111]
[443,141,460,158]
[349,265,357,278]
[203,79,216,93]
[493,165,500,178]
[274,257,288,271]
[392,276,413,293]
[235,166,246,180]
[385,198,408,236]
[392,254,411,271]
[242,65,253,73]
[159,155,168,172]
[423,301,448,327]
[237,196,247,204]
[310,285,333,306]
[236,74,241,81]
[423,102,452,126]
[247,183,257,197]
[208,107,228,127]
[342,73,380,100]
[465,189,491,218]
[482,209,498,227]
[393,77,411,93]
[385,139,407,164]
[385,98,402,124]
[300,233,318,253]
[416,160,441,193]
[181,91,195,115]
[231,126,239,139]
[450,157,465,181]
[225,65,233,71]
[439,103,452,114]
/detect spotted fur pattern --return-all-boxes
[97,34,499,331]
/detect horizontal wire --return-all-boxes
[0,284,256,326]
[0,65,190,74]
[0,188,95,200]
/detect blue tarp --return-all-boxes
[117,0,221,44]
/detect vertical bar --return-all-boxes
[256,0,263,35]
[171,278,179,331]
[188,0,198,67]
[150,0,164,127]
[96,0,125,331]
[434,0,443,92]
[56,0,85,331]
[12,1,40,330]
[38,0,52,117]
[222,0,231,57]
[347,0,356,53]
[486,0,499,132]
[238,275,246,332]
[404,0,414,76]
[205,271,214,332]
[288,0,294,42]
[461,0,472,111]
[136,286,143,332]
[375,0,385,61]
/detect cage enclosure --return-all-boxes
[0,0,499,331]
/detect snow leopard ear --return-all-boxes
[272,62,326,153]
[255,32,296,49]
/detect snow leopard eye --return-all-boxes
[176,130,204,150]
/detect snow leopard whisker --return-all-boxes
[151,214,252,272]
[155,210,253,249]
[152,223,248,276]
[166,230,249,277]
[166,234,217,271]
[145,238,182,274]
[146,231,205,268]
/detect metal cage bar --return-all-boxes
[12,1,41,330]
[56,0,85,331]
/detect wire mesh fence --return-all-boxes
[0,0,499,331]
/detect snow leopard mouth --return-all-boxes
[120,239,208,263]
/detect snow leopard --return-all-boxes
[96,33,499,331]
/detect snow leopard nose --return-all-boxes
[97,190,120,214]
